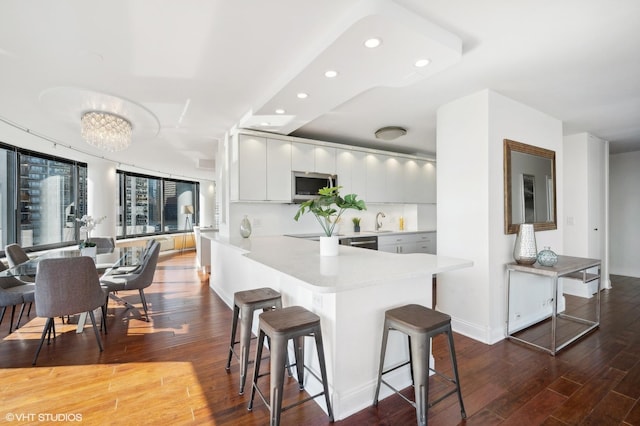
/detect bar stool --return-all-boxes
[373,304,466,426]
[248,306,333,426]
[226,287,283,394]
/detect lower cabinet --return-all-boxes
[377,232,436,254]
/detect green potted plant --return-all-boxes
[294,186,366,256]
[352,217,361,233]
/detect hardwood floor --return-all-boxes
[1,253,639,425]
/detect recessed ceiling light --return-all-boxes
[324,70,338,78]
[297,92,308,99]
[415,59,431,68]
[364,38,382,48]
[260,122,271,126]
[275,109,285,114]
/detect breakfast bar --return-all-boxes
[204,234,472,420]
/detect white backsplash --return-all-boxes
[225,202,436,238]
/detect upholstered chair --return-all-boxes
[0,262,35,333]
[4,244,35,283]
[100,241,160,321]
[32,257,107,365]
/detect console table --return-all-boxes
[506,255,601,355]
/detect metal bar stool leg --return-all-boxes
[226,304,240,371]
[410,335,429,426]
[373,319,390,405]
[314,330,334,422]
[446,326,466,419]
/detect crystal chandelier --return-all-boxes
[81,111,132,152]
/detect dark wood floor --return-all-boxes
[1,253,639,425]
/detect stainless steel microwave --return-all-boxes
[292,171,337,202]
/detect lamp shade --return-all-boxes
[182,205,194,215]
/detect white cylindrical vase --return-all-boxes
[319,236,339,256]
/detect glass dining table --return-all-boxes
[0,246,144,278]
[0,246,146,332]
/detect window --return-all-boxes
[117,171,198,238]
[0,143,87,256]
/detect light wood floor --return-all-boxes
[1,253,639,425]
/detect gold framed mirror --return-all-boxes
[504,139,557,234]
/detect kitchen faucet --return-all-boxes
[375,212,386,231]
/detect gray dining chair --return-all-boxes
[4,244,35,283]
[0,262,35,332]
[100,242,160,321]
[106,239,156,276]
[100,241,160,322]
[32,257,107,365]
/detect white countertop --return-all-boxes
[204,234,471,293]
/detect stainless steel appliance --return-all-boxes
[292,171,337,202]
[339,235,378,250]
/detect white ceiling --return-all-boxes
[1,0,639,181]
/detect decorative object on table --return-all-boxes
[294,186,366,256]
[76,214,106,250]
[399,216,405,231]
[513,223,537,265]
[537,246,558,267]
[239,215,252,238]
[352,217,361,233]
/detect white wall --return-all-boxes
[437,89,563,344]
[610,150,640,277]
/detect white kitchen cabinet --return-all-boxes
[385,156,404,203]
[237,134,267,201]
[405,159,436,204]
[315,145,336,174]
[366,153,386,202]
[266,139,292,201]
[292,143,336,174]
[232,131,436,205]
[233,134,292,202]
[291,143,315,172]
[336,149,366,197]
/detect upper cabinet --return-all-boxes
[405,159,436,204]
[292,143,336,174]
[336,149,366,197]
[231,131,435,204]
[232,134,292,202]
[266,138,292,202]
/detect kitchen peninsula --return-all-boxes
[204,234,472,420]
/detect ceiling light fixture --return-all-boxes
[414,58,431,67]
[364,38,382,48]
[297,92,308,99]
[275,108,285,114]
[375,126,407,141]
[324,70,338,78]
[81,111,132,152]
